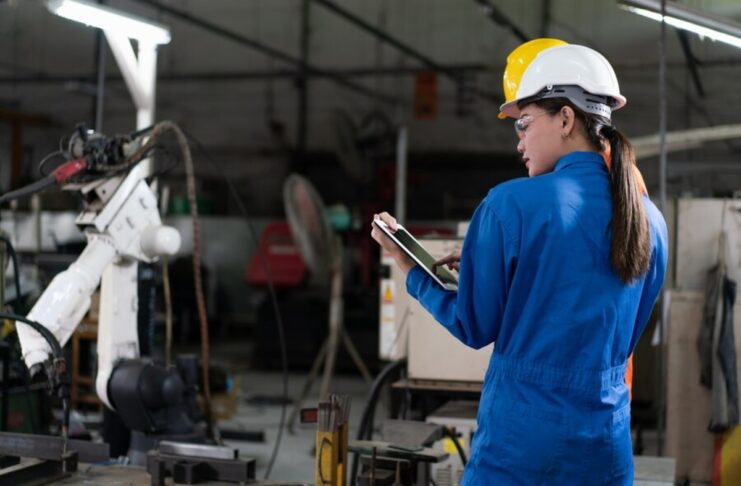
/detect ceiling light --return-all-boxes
[619,0,741,49]
[47,0,171,45]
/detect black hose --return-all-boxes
[0,236,23,314]
[0,238,39,433]
[129,124,155,139]
[0,313,63,359]
[0,313,66,438]
[442,427,467,466]
[22,365,39,434]
[358,359,406,441]
[0,176,56,205]
[182,130,290,478]
[351,359,406,486]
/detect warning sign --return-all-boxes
[382,283,394,304]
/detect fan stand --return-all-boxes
[287,245,373,432]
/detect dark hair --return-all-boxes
[533,98,651,283]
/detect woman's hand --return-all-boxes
[370,212,416,274]
[433,250,462,273]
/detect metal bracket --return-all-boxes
[0,453,77,486]
[146,444,256,486]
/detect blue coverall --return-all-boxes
[406,151,668,484]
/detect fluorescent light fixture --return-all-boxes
[619,0,741,49]
[47,0,171,45]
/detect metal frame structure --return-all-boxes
[0,431,109,484]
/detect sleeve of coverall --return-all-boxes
[405,201,517,349]
[628,212,669,354]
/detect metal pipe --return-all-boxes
[474,0,530,42]
[297,0,310,157]
[394,126,408,225]
[135,41,158,130]
[657,0,668,458]
[104,31,150,111]
[8,56,741,85]
[0,234,5,316]
[676,31,706,98]
[93,2,106,132]
[539,0,552,37]
[0,64,486,84]
[130,0,397,105]
[0,343,8,432]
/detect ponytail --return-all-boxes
[533,98,652,283]
[600,125,651,283]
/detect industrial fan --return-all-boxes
[282,174,372,430]
[329,109,397,183]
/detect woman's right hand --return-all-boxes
[433,250,462,273]
[370,211,416,274]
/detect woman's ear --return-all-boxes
[560,106,576,137]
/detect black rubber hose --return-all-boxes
[22,365,39,434]
[182,130,290,477]
[351,359,406,486]
[358,359,406,441]
[0,313,62,359]
[442,427,468,466]
[0,313,66,438]
[0,236,23,314]
[0,176,55,205]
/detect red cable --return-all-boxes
[51,159,88,183]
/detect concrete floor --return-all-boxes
[217,369,377,483]
[205,338,385,483]
[207,341,670,484]
[206,369,673,484]
[53,338,672,484]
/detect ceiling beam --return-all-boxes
[129,0,397,105]
[474,0,530,43]
[311,0,501,104]
[311,0,459,82]
[0,64,488,84]
[676,31,706,98]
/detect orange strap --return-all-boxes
[625,354,634,401]
[602,146,647,196]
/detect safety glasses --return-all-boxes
[514,111,549,134]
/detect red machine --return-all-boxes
[245,222,308,288]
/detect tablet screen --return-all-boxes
[391,227,458,287]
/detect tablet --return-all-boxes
[374,219,458,291]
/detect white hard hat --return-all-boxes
[499,44,626,120]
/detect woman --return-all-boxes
[371,44,668,484]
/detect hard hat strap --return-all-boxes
[518,85,616,120]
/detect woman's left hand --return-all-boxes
[370,212,416,274]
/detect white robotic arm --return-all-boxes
[19,235,117,374]
[17,152,181,409]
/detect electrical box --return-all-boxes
[378,247,409,361]
[426,400,478,486]
[378,236,493,383]
[407,238,493,382]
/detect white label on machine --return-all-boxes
[380,279,397,359]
